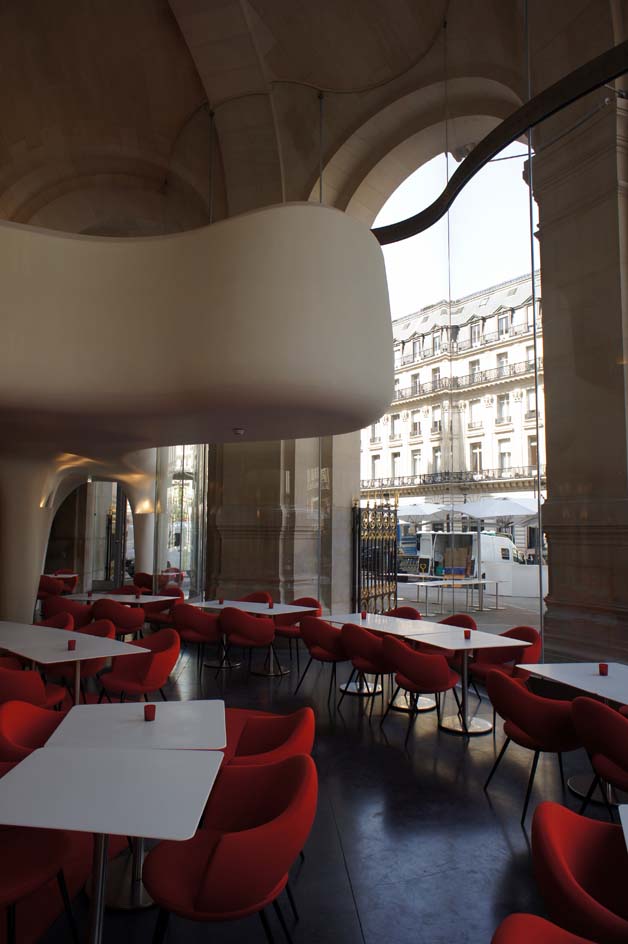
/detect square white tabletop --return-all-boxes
[414,628,531,652]
[516,662,628,703]
[43,573,78,579]
[327,613,450,637]
[0,746,222,840]
[66,593,174,605]
[197,600,317,617]
[0,619,148,664]
[47,699,226,751]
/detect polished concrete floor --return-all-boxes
[42,635,602,944]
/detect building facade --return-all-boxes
[361,273,544,501]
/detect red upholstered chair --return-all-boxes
[239,591,273,604]
[99,628,180,702]
[491,913,596,943]
[273,597,322,672]
[0,658,22,671]
[380,635,460,745]
[385,606,421,619]
[37,576,65,601]
[532,801,628,943]
[223,707,315,766]
[173,603,221,674]
[0,665,67,710]
[158,568,185,590]
[572,696,628,819]
[143,755,318,943]
[295,617,348,704]
[47,619,116,702]
[53,568,79,594]
[92,598,145,638]
[432,612,479,670]
[219,607,276,675]
[144,587,184,628]
[0,702,65,762]
[470,625,541,684]
[36,612,74,631]
[42,595,93,629]
[485,671,581,825]
[134,572,154,591]
[0,827,79,944]
[339,623,389,718]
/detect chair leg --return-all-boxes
[521,750,541,825]
[470,679,482,701]
[579,773,600,815]
[404,694,418,749]
[295,640,300,674]
[484,737,511,791]
[273,899,293,944]
[327,662,337,705]
[7,903,15,944]
[153,907,170,944]
[299,849,305,863]
[288,638,293,660]
[259,909,275,944]
[285,883,299,922]
[56,870,79,944]
[337,667,356,709]
[380,684,400,727]
[144,692,149,702]
[557,752,565,789]
[368,675,380,719]
[294,656,313,695]
[159,688,168,701]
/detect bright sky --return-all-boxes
[374,142,539,319]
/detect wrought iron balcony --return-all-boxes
[360,465,546,492]
[393,357,543,402]
[495,415,512,425]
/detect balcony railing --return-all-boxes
[410,425,421,437]
[467,420,483,430]
[431,421,442,433]
[495,415,511,425]
[394,321,542,367]
[393,357,544,402]
[525,409,537,420]
[361,465,546,491]
[369,436,381,444]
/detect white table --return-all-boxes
[619,805,628,850]
[43,573,78,579]
[0,619,148,705]
[517,661,628,805]
[416,628,530,736]
[66,593,175,607]
[0,746,223,944]
[405,577,499,614]
[47,699,226,751]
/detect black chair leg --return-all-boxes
[327,662,337,705]
[380,685,400,727]
[557,752,565,789]
[294,656,313,695]
[579,773,600,815]
[259,909,275,943]
[295,640,300,674]
[57,870,79,944]
[144,692,149,702]
[521,750,541,825]
[337,667,356,708]
[153,907,170,944]
[7,903,15,944]
[484,737,511,791]
[368,675,380,719]
[285,883,299,922]
[299,849,305,863]
[404,694,418,748]
[471,679,482,701]
[273,899,293,944]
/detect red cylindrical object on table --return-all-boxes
[599,662,609,676]
[144,704,156,721]
[269,600,274,609]
[67,639,76,651]
[360,610,367,620]
[464,629,471,640]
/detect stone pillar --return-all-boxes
[532,96,628,659]
[205,434,359,610]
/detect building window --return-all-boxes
[526,388,536,418]
[412,339,421,360]
[470,442,483,473]
[497,352,508,376]
[391,452,401,477]
[497,394,510,423]
[498,312,510,337]
[411,449,421,476]
[431,367,440,388]
[433,332,441,354]
[528,436,538,467]
[469,398,482,428]
[394,377,400,390]
[410,411,421,437]
[471,322,481,347]
[411,372,420,393]
[499,440,511,471]
[432,405,442,433]
[469,359,480,381]
[390,413,401,439]
[526,345,535,363]
[370,422,381,443]
[432,447,441,473]
[371,454,381,478]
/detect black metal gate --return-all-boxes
[352,501,398,613]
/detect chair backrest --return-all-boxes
[173,603,220,638]
[134,571,154,590]
[487,671,579,751]
[92,598,145,631]
[36,611,75,631]
[382,634,451,691]
[219,607,275,645]
[54,569,79,592]
[38,576,65,596]
[111,628,180,690]
[0,657,22,671]
[299,616,345,659]
[195,754,318,913]
[0,701,64,761]
[438,613,477,630]
[475,625,540,666]
[239,591,273,604]
[143,587,185,615]
[235,707,316,761]
[292,597,322,615]
[341,623,385,665]
[42,595,92,628]
[572,697,628,776]
[386,606,421,620]
[0,666,46,706]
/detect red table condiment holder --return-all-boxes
[599,662,609,676]
[464,629,471,640]
[67,639,76,651]
[144,704,156,722]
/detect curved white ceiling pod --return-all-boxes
[0,202,392,457]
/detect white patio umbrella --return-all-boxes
[447,497,541,519]
[397,502,446,518]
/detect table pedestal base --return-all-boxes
[439,715,493,736]
[86,842,154,912]
[390,691,436,714]
[567,774,628,807]
[339,679,383,697]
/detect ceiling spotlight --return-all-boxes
[233,427,245,436]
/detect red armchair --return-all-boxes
[294,617,348,705]
[485,671,581,824]
[470,625,541,685]
[491,914,596,943]
[36,612,75,631]
[143,755,318,943]
[53,568,79,594]
[223,707,315,765]
[339,623,389,718]
[92,598,145,638]
[219,607,276,675]
[0,702,65,762]
[273,597,322,672]
[143,587,184,628]
[173,603,221,674]
[37,576,64,601]
[99,628,180,702]
[572,696,628,819]
[47,619,116,702]
[0,666,67,710]
[238,591,273,604]
[42,595,93,629]
[532,801,628,943]
[385,606,421,619]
